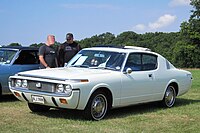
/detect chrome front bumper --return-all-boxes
[10,87,80,109]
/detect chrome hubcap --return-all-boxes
[165,86,175,107]
[91,94,107,119]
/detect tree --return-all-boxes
[8,43,21,46]
[175,0,200,68]
[98,32,115,44]
[112,31,140,46]
[79,32,115,48]
[30,43,45,48]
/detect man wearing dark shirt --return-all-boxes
[58,33,81,67]
[39,35,57,69]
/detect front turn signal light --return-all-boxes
[59,98,68,104]
[14,92,21,97]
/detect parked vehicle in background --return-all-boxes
[0,46,39,96]
[9,46,192,120]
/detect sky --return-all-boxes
[0,0,192,46]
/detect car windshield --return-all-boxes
[67,50,126,71]
[0,49,17,64]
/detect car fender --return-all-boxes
[163,79,179,97]
[77,83,111,110]
[90,83,111,96]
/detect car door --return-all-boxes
[2,50,39,93]
[12,50,39,72]
[120,53,159,106]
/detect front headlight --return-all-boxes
[11,79,15,87]
[64,84,72,94]
[55,84,72,95]
[22,80,28,88]
[9,79,15,88]
[15,79,22,87]
[56,84,64,93]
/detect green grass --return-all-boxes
[0,69,200,133]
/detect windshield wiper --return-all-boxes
[72,65,89,68]
[97,66,116,70]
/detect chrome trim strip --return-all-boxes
[18,74,66,81]
[11,87,79,97]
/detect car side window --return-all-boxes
[124,53,157,71]
[124,53,142,71]
[14,50,39,65]
[142,54,157,71]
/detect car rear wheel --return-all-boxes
[162,85,176,108]
[28,103,50,112]
[84,91,108,120]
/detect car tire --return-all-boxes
[162,85,176,108]
[83,90,108,121]
[28,103,50,112]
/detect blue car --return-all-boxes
[0,46,39,96]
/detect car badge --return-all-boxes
[36,82,42,88]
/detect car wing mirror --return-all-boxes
[64,63,68,67]
[123,68,132,74]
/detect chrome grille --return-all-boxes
[28,81,55,93]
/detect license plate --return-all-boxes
[32,95,45,104]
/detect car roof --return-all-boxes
[0,46,38,51]
[83,46,155,54]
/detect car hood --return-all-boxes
[17,67,112,80]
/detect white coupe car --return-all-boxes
[9,46,192,120]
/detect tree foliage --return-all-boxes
[8,43,21,46]
[78,32,115,48]
[173,0,200,68]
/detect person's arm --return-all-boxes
[57,44,64,67]
[39,45,50,68]
[76,43,81,51]
[39,55,50,68]
[55,57,58,67]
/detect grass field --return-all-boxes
[0,69,199,133]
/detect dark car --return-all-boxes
[0,46,39,96]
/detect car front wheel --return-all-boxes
[28,103,50,112]
[162,85,176,108]
[84,91,108,120]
